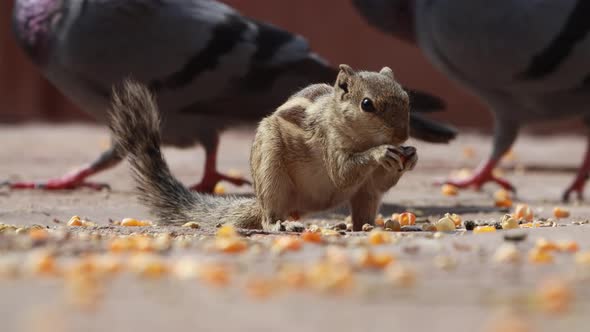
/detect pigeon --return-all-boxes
[8,0,456,193]
[353,0,590,200]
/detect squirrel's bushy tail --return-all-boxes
[108,80,261,228]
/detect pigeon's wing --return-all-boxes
[57,0,328,116]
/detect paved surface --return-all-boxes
[1,124,590,332]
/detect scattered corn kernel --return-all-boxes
[217,224,238,238]
[277,265,306,289]
[29,251,58,276]
[182,222,200,229]
[367,230,391,245]
[272,236,302,253]
[441,184,458,196]
[493,244,522,264]
[129,254,169,278]
[500,214,519,229]
[306,262,354,293]
[213,183,226,195]
[28,228,49,241]
[120,218,152,227]
[244,277,275,299]
[514,204,533,222]
[535,238,559,252]
[357,250,395,269]
[557,240,579,253]
[362,224,374,232]
[215,237,248,254]
[301,231,322,244]
[473,226,497,234]
[528,248,554,264]
[375,214,385,227]
[553,207,570,219]
[67,216,83,227]
[537,278,573,314]
[399,212,416,226]
[435,216,456,232]
[198,264,231,287]
[494,189,513,208]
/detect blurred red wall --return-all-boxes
[1,0,570,133]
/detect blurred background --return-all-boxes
[0,1,581,133]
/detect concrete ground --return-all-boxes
[1,124,590,332]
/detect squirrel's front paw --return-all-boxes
[400,146,418,171]
[373,145,405,172]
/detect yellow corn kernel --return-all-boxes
[441,184,459,196]
[68,216,83,227]
[29,228,49,241]
[215,237,248,254]
[30,251,58,276]
[514,204,533,222]
[537,278,573,314]
[557,240,579,253]
[528,248,554,264]
[367,230,391,245]
[306,262,354,293]
[120,218,152,227]
[357,250,395,269]
[198,264,231,287]
[216,224,238,238]
[494,189,513,208]
[446,213,462,227]
[301,231,322,244]
[399,212,416,226]
[435,216,456,232]
[500,214,519,229]
[535,238,559,252]
[213,183,226,195]
[108,237,133,253]
[272,236,302,253]
[553,207,570,219]
[129,254,169,278]
[473,226,497,234]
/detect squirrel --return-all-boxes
[108,64,417,231]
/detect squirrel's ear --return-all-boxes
[380,67,395,80]
[336,64,356,96]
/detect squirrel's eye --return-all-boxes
[361,98,376,112]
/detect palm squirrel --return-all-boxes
[108,64,417,231]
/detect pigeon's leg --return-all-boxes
[189,135,251,193]
[3,145,122,190]
[562,135,590,201]
[444,115,519,191]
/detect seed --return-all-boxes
[557,240,579,253]
[244,277,275,299]
[182,222,200,229]
[537,278,573,314]
[213,183,226,195]
[535,238,559,252]
[331,222,348,231]
[367,230,391,245]
[473,226,496,234]
[441,184,458,196]
[464,220,476,231]
[29,228,49,242]
[375,215,385,227]
[528,248,554,264]
[362,224,374,232]
[494,189,513,208]
[357,250,395,269]
[277,265,306,289]
[553,207,570,219]
[306,262,354,293]
[514,204,533,222]
[493,244,522,264]
[215,237,248,254]
[301,231,323,244]
[198,264,231,287]
[384,219,401,232]
[500,214,519,230]
[67,216,83,227]
[120,218,152,227]
[272,236,302,253]
[29,251,59,276]
[217,224,238,238]
[435,216,456,232]
[129,254,169,278]
[399,212,416,226]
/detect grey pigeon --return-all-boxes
[8,0,456,192]
[353,0,590,200]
